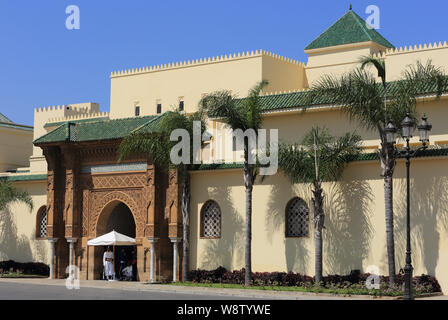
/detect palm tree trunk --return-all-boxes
[312,182,324,285]
[244,176,253,287]
[384,174,396,285]
[243,141,253,287]
[181,167,190,282]
[380,142,397,285]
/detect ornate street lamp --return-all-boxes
[388,113,432,300]
[385,120,397,144]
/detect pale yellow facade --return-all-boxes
[109,51,306,118]
[1,8,448,294]
[0,180,49,264]
[0,122,33,173]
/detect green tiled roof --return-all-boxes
[250,76,448,113]
[0,113,12,123]
[131,112,168,134]
[0,122,33,131]
[305,9,394,50]
[0,174,47,182]
[34,114,166,145]
[0,112,33,131]
[44,117,109,128]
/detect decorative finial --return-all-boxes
[349,4,352,10]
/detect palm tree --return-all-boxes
[278,127,361,284]
[200,80,269,286]
[0,180,33,212]
[118,109,206,282]
[305,59,446,285]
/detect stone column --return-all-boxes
[170,238,181,282]
[147,238,158,283]
[48,238,58,279]
[66,238,78,278]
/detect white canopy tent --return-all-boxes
[87,231,136,281]
[87,230,136,246]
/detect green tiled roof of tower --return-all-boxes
[34,114,166,145]
[305,7,394,50]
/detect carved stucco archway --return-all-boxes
[93,190,145,238]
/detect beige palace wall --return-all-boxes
[190,95,448,293]
[385,44,448,82]
[190,157,448,293]
[109,52,306,119]
[0,126,33,172]
[0,180,49,264]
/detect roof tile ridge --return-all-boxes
[131,112,167,134]
[350,10,375,42]
[306,11,353,48]
[33,122,68,144]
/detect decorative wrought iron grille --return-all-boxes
[286,198,309,237]
[202,200,221,238]
[39,207,47,238]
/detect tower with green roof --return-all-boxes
[305,5,395,85]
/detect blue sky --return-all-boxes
[0,0,446,126]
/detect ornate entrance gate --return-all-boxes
[39,141,183,282]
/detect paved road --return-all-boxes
[0,281,253,300]
[1,279,444,300]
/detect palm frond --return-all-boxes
[200,90,247,131]
[278,143,315,184]
[359,55,386,85]
[320,131,362,181]
[242,80,269,130]
[278,128,361,186]
[0,180,33,212]
[119,131,172,170]
[119,108,207,170]
[388,60,446,137]
[306,68,385,135]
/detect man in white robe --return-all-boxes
[103,247,114,280]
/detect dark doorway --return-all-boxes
[95,201,137,280]
[105,202,136,238]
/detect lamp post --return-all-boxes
[384,113,432,300]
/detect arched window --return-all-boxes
[200,200,221,238]
[285,197,309,237]
[36,206,47,239]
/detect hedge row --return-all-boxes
[187,267,441,292]
[0,260,50,276]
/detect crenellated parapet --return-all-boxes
[34,102,100,114]
[46,112,110,125]
[385,41,448,55]
[110,49,305,78]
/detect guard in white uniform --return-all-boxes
[103,247,114,280]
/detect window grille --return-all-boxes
[38,207,47,238]
[286,198,309,237]
[201,200,221,238]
